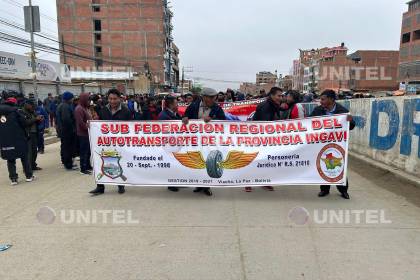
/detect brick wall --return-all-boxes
[57,0,167,83]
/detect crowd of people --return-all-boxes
[0,86,355,199]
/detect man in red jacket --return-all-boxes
[74,93,92,175]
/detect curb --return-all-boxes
[349,152,420,188]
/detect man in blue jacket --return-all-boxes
[36,100,49,154]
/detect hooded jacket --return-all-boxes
[56,101,76,138]
[0,103,28,160]
[74,93,92,137]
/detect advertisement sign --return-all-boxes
[0,50,71,82]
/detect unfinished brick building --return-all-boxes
[56,0,178,88]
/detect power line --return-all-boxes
[0,19,164,70]
[187,76,253,84]
[2,0,58,24]
[0,17,94,55]
[0,29,145,68]
[0,7,60,39]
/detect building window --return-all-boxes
[402,32,411,44]
[92,5,100,12]
[95,33,101,42]
[94,19,101,32]
[95,46,102,54]
[414,30,420,41]
[403,17,412,28]
[95,59,103,68]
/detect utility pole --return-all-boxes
[61,34,67,64]
[24,0,40,101]
[29,0,37,100]
[181,66,193,94]
[181,66,184,95]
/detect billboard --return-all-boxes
[0,50,71,83]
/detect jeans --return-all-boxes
[28,132,38,169]
[38,130,45,152]
[61,134,75,169]
[7,155,33,180]
[78,136,91,172]
[49,113,55,127]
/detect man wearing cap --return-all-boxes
[0,97,34,185]
[182,87,226,196]
[310,89,356,199]
[56,91,77,171]
[89,88,132,195]
[190,87,202,103]
[21,99,43,171]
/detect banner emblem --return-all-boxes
[316,144,345,183]
[97,150,127,181]
[173,150,258,179]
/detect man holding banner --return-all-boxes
[89,89,132,196]
[182,87,226,196]
[310,90,356,199]
[246,86,288,192]
[158,95,183,193]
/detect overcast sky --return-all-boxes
[0,0,407,90]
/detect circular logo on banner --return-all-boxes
[0,115,6,123]
[316,144,345,183]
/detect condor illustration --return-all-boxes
[173,150,259,178]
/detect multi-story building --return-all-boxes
[316,44,350,92]
[294,42,399,93]
[282,75,293,91]
[293,47,330,92]
[56,0,178,90]
[399,0,420,94]
[256,71,278,85]
[348,51,399,92]
[171,42,180,89]
[240,71,279,96]
[292,59,301,91]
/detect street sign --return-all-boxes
[24,6,41,33]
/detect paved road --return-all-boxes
[0,143,419,280]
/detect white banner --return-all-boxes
[89,115,350,187]
[0,50,71,82]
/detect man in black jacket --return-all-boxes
[0,98,34,185]
[183,87,226,196]
[247,87,288,192]
[310,90,356,199]
[90,89,133,195]
[21,99,43,171]
[158,95,183,193]
[253,87,288,122]
[56,91,77,170]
